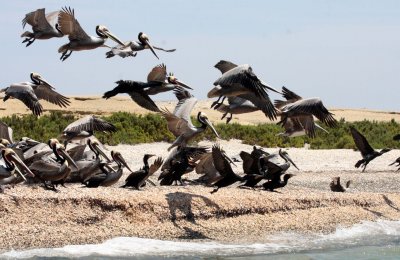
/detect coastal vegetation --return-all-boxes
[2,111,400,149]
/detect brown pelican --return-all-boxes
[62,115,116,146]
[0,148,35,190]
[57,7,124,61]
[1,73,70,116]
[210,144,243,193]
[21,8,63,47]
[84,151,132,187]
[106,32,176,59]
[161,88,220,151]
[275,87,337,138]
[30,139,78,191]
[239,146,270,188]
[350,126,391,172]
[208,60,281,120]
[0,121,13,144]
[103,64,191,112]
[330,177,352,192]
[122,155,163,189]
[70,139,112,183]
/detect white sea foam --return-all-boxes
[2,220,400,259]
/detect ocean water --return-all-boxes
[2,220,400,259]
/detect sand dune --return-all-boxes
[0,96,399,124]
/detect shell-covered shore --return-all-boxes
[1,140,400,251]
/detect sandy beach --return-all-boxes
[1,96,400,124]
[1,140,400,252]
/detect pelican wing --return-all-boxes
[0,121,13,143]
[172,89,197,121]
[282,86,302,102]
[283,98,337,127]
[4,84,43,116]
[30,159,61,173]
[63,115,116,133]
[45,11,60,28]
[127,89,160,112]
[66,144,87,161]
[58,7,90,41]
[22,8,53,32]
[160,109,191,137]
[238,93,277,121]
[103,80,149,99]
[173,86,193,102]
[33,85,70,108]
[240,151,254,175]
[212,144,235,178]
[214,60,238,74]
[147,64,167,83]
[350,126,375,157]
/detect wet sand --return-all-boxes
[1,140,400,252]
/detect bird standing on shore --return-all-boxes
[350,126,391,172]
[57,7,124,61]
[122,154,163,189]
[21,8,63,47]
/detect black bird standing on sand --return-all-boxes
[330,177,352,192]
[350,126,391,172]
[122,154,163,189]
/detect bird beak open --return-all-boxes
[144,39,159,59]
[9,153,35,179]
[175,80,193,90]
[57,146,79,170]
[205,118,220,139]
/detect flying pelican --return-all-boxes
[330,177,352,192]
[1,73,70,116]
[105,32,176,59]
[62,115,116,146]
[30,139,78,191]
[208,60,281,120]
[161,88,220,151]
[122,154,163,189]
[210,144,243,194]
[103,64,191,112]
[84,151,132,187]
[57,6,124,61]
[350,126,391,172]
[275,87,337,138]
[21,8,63,47]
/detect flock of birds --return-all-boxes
[0,7,398,194]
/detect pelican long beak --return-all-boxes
[115,153,133,173]
[93,143,112,163]
[9,153,35,178]
[104,30,125,46]
[204,118,220,138]
[144,39,159,59]
[175,80,193,90]
[286,155,299,170]
[57,147,78,170]
[37,77,55,90]
[260,80,282,94]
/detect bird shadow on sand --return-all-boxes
[382,194,400,211]
[165,192,220,239]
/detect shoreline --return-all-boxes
[1,142,400,252]
[1,185,400,252]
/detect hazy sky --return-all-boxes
[2,1,400,111]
